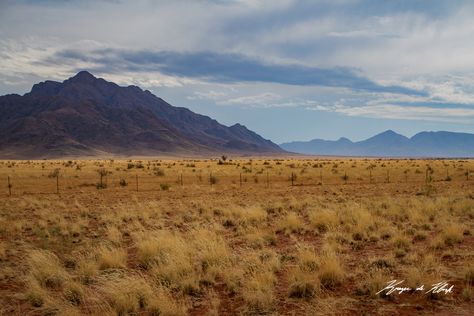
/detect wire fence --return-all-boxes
[2,168,472,196]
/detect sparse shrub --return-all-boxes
[28,249,68,289]
[443,223,464,246]
[99,275,185,315]
[413,232,427,242]
[308,209,338,233]
[26,281,47,307]
[242,271,275,312]
[96,182,107,189]
[48,168,60,178]
[160,183,170,191]
[318,255,344,289]
[296,246,319,272]
[96,168,110,189]
[278,212,304,235]
[96,245,127,270]
[465,265,474,285]
[357,269,391,298]
[288,269,319,298]
[63,281,84,306]
[393,235,410,252]
[76,257,99,285]
[462,286,473,301]
[107,226,122,245]
[153,167,165,176]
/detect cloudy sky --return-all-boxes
[1,0,474,143]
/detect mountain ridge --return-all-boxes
[0,71,284,158]
[280,130,474,157]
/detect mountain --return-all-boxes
[280,130,474,157]
[0,71,283,158]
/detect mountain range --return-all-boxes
[280,130,474,157]
[0,71,283,158]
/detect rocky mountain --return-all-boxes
[0,71,283,158]
[280,130,474,157]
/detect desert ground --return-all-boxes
[0,157,473,315]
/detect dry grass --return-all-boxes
[0,157,472,315]
[96,245,127,270]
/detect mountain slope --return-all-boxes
[280,130,474,157]
[0,71,283,158]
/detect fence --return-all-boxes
[3,167,472,196]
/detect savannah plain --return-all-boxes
[0,157,473,315]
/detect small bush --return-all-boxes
[96,246,127,270]
[318,256,344,289]
[443,223,464,246]
[48,168,60,178]
[288,269,319,298]
[28,250,68,289]
[160,183,170,191]
[154,168,165,176]
[96,182,107,189]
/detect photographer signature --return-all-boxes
[376,280,454,296]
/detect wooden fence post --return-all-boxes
[7,176,11,197]
[320,169,323,183]
[180,173,183,186]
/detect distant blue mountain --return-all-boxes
[280,130,474,157]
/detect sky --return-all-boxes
[1,0,474,143]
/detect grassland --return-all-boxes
[0,157,473,315]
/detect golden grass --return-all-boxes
[0,157,472,315]
[96,245,127,270]
[318,255,345,289]
[28,250,69,289]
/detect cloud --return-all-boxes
[47,48,426,96]
[221,92,282,107]
[311,100,474,123]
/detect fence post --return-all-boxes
[291,172,294,186]
[320,169,323,184]
[135,174,138,192]
[369,169,372,183]
[210,172,212,187]
[386,170,390,183]
[7,176,11,197]
[56,174,59,194]
[266,171,269,188]
[180,173,183,186]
